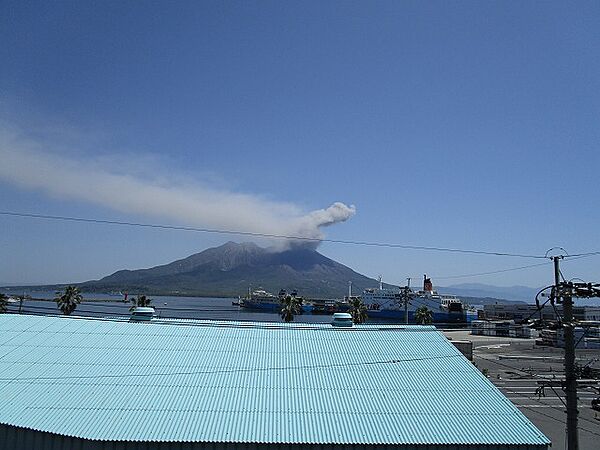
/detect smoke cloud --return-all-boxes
[0,127,355,248]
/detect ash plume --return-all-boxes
[0,126,355,248]
[278,202,356,251]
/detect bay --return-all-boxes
[3,290,334,323]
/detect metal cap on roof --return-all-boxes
[332,312,353,327]
[129,306,155,322]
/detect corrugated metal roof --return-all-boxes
[0,314,549,446]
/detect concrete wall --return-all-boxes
[450,340,473,360]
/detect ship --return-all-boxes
[359,275,477,324]
[239,288,313,312]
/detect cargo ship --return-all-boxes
[360,275,477,324]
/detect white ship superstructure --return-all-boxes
[360,275,472,323]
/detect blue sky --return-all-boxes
[1,1,599,288]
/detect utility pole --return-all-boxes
[553,256,578,450]
[404,288,409,325]
[405,278,411,325]
[546,254,600,450]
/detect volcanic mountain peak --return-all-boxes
[83,241,379,298]
[188,241,265,271]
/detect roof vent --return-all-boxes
[129,306,155,322]
[331,312,353,327]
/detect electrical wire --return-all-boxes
[573,325,594,350]
[6,311,600,436]
[395,291,549,328]
[0,211,547,258]
[499,384,600,437]
[7,306,600,433]
[547,384,568,409]
[0,353,461,382]
[565,251,600,259]
[475,353,600,433]
[5,306,451,332]
[477,345,599,405]
[432,261,552,280]
[9,296,572,331]
[97,288,600,327]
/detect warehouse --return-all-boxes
[0,314,550,449]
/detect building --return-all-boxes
[483,304,555,322]
[538,325,600,348]
[471,320,538,338]
[573,306,600,321]
[0,314,550,449]
[483,303,600,322]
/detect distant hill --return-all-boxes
[438,283,539,303]
[78,241,391,298]
[3,242,542,304]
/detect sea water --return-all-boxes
[2,290,333,323]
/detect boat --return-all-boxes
[439,295,463,312]
[239,289,279,310]
[240,288,313,312]
[358,275,473,324]
[309,298,345,314]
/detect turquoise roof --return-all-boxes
[0,314,549,446]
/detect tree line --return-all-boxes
[279,293,433,325]
[0,287,153,316]
[1,289,434,325]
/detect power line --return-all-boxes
[8,309,600,434]
[429,251,598,282]
[565,251,600,259]
[6,313,600,436]
[10,309,558,335]
[495,289,553,325]
[475,353,600,434]
[0,211,546,259]
[0,353,461,382]
[498,384,600,438]
[4,289,567,330]
[10,303,543,330]
[433,261,552,280]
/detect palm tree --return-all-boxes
[130,294,152,312]
[348,296,368,324]
[55,286,82,315]
[280,294,301,323]
[16,294,30,314]
[415,305,433,325]
[0,293,8,313]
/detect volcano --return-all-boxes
[80,241,387,298]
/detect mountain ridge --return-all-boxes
[2,242,540,303]
[438,283,539,302]
[78,241,390,298]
